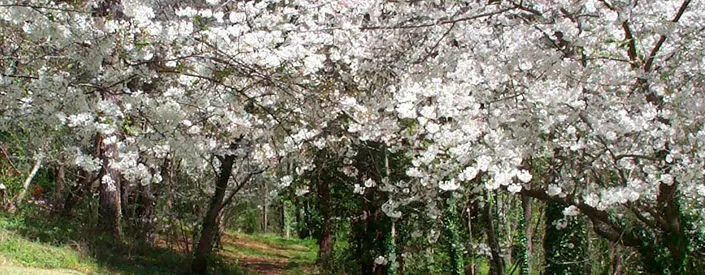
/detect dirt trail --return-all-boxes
[219,232,316,275]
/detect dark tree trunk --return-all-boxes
[485,191,504,275]
[98,134,122,239]
[317,177,333,268]
[135,180,156,244]
[191,154,236,274]
[53,163,65,209]
[658,182,689,272]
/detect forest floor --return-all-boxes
[0,211,318,274]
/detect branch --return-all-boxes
[360,7,515,30]
[0,73,38,80]
[0,3,87,13]
[218,169,265,212]
[621,21,639,69]
[14,154,44,206]
[643,0,691,72]
[518,187,642,247]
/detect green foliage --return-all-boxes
[441,194,464,275]
[514,203,530,275]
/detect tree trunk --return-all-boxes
[53,163,65,209]
[135,180,156,244]
[15,155,43,207]
[657,182,690,273]
[98,134,122,239]
[317,177,333,268]
[485,191,504,275]
[191,154,236,274]
[609,242,623,275]
[282,200,289,238]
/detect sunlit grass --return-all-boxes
[0,228,100,273]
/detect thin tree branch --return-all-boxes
[360,7,515,30]
[643,0,691,72]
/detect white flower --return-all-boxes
[458,166,478,181]
[554,218,568,229]
[295,186,309,196]
[584,193,600,208]
[485,180,500,190]
[313,138,326,149]
[563,205,580,216]
[353,184,365,194]
[102,174,117,192]
[517,170,532,183]
[280,175,293,187]
[426,122,440,134]
[303,54,325,75]
[547,184,562,196]
[103,135,118,146]
[477,155,492,171]
[507,184,522,193]
[660,174,674,185]
[374,256,387,265]
[382,200,402,218]
[439,178,460,191]
[364,178,376,188]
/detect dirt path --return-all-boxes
[236,255,289,275]
[219,232,317,275]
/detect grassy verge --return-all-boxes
[0,208,315,274]
[0,225,102,273]
[0,208,195,274]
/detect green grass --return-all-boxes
[0,208,318,274]
[0,227,102,273]
[0,209,195,274]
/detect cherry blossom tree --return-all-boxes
[1,0,705,273]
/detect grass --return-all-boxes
[0,229,100,273]
[0,206,318,274]
[0,208,197,274]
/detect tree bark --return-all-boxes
[98,134,122,239]
[15,155,43,206]
[53,163,65,209]
[191,154,236,274]
[485,191,504,275]
[135,180,156,244]
[317,176,333,268]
